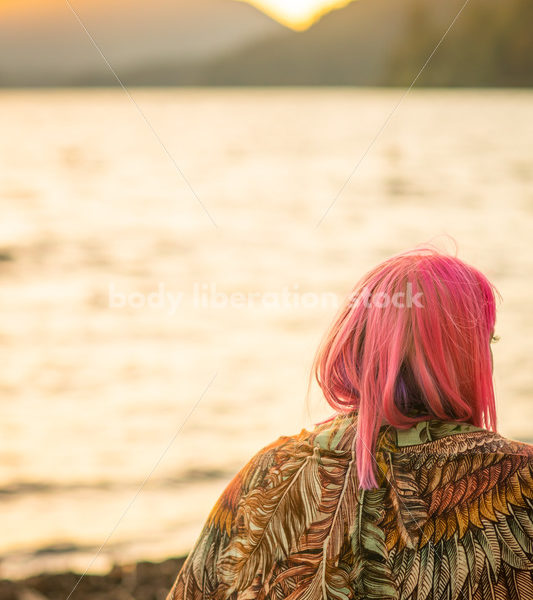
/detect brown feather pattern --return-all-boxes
[166,416,533,600]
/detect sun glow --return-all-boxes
[242,0,354,30]
[0,0,355,31]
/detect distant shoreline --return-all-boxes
[2,0,532,89]
[1,84,532,90]
[0,556,187,600]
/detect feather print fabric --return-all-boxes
[166,413,533,600]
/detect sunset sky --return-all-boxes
[0,0,355,31]
[244,0,353,29]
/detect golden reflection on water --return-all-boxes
[0,88,532,576]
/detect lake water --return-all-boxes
[0,88,532,578]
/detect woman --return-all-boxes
[166,247,533,600]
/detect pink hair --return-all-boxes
[309,247,499,489]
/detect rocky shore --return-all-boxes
[0,556,186,600]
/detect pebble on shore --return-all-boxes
[0,556,187,600]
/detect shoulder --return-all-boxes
[383,425,533,543]
[380,426,533,599]
[492,430,533,454]
[392,420,533,457]
[165,426,318,599]
[205,426,316,533]
[241,425,318,485]
[389,426,533,497]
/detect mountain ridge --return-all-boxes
[1,0,531,87]
[0,0,288,86]
[118,0,533,88]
